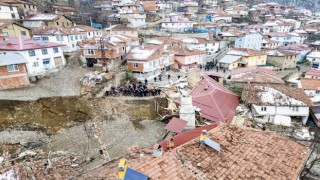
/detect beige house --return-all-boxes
[219,48,267,70]
[23,14,75,28]
[0,22,31,38]
[105,24,138,37]
[266,50,298,70]
[1,0,38,15]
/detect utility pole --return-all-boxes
[92,116,110,161]
[99,37,108,72]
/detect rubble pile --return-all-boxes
[0,149,82,179]
[80,71,113,87]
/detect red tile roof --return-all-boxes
[301,78,320,90]
[78,125,309,180]
[305,69,320,77]
[168,125,309,180]
[160,124,218,151]
[0,36,64,51]
[278,44,312,51]
[231,67,284,84]
[231,66,276,76]
[164,117,187,133]
[190,76,240,123]
[134,153,197,180]
[267,32,289,37]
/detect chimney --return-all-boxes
[18,36,23,50]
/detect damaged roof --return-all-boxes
[242,84,313,107]
[78,125,310,180]
[126,45,163,61]
[231,67,285,84]
[190,75,240,123]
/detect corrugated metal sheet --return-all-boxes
[204,137,221,152]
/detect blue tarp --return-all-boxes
[125,168,148,180]
[91,23,103,29]
[205,16,212,22]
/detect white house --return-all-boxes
[262,38,281,50]
[181,37,220,55]
[156,1,173,12]
[242,85,313,125]
[235,32,263,50]
[211,13,232,23]
[264,21,293,33]
[267,32,294,46]
[307,51,320,64]
[120,11,146,28]
[126,45,165,80]
[0,36,65,77]
[0,2,19,20]
[225,5,249,17]
[161,18,195,32]
[74,25,103,39]
[32,27,86,52]
[246,25,270,35]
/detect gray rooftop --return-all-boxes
[218,55,242,64]
[0,53,27,66]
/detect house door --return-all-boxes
[54,57,63,67]
[43,58,51,69]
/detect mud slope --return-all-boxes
[0,97,93,133]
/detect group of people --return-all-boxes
[200,61,226,73]
[106,82,161,97]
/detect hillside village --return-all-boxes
[0,0,320,179]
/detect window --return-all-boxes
[9,6,13,11]
[316,90,320,94]
[3,32,9,36]
[11,13,16,19]
[43,58,50,69]
[28,50,36,56]
[32,62,39,67]
[42,49,48,55]
[70,36,74,41]
[56,35,64,41]
[261,107,267,111]
[62,22,65,27]
[292,107,299,112]
[67,22,69,26]
[53,47,59,53]
[56,22,59,26]
[42,36,49,41]
[75,35,78,40]
[133,63,138,68]
[20,31,26,36]
[7,64,19,72]
[85,49,95,55]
